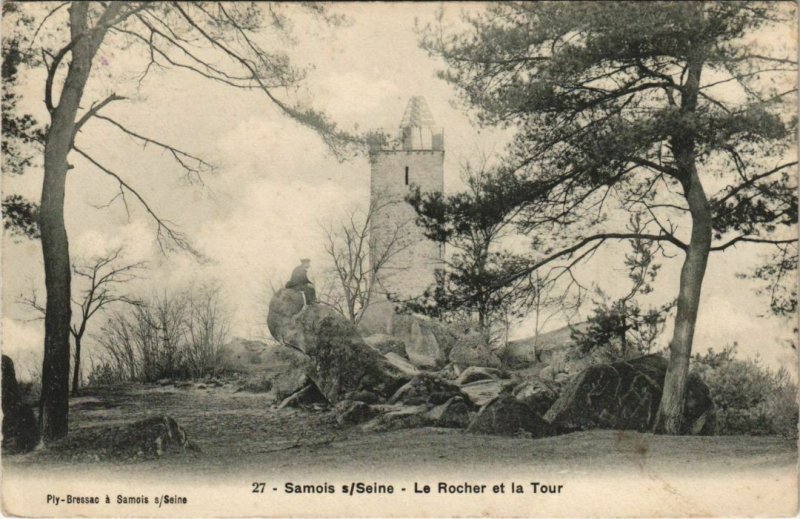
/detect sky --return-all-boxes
[2,3,797,379]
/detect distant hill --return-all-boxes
[503,323,587,368]
[508,323,587,353]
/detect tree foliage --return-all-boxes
[406,162,533,340]
[572,234,673,360]
[420,1,797,433]
[1,3,46,238]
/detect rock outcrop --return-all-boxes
[335,400,379,425]
[455,366,507,385]
[459,379,516,408]
[363,334,407,358]
[511,378,559,416]
[426,396,471,428]
[467,393,551,437]
[544,354,715,435]
[393,315,447,369]
[268,288,411,403]
[2,355,39,453]
[448,332,502,368]
[389,374,473,408]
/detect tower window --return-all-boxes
[405,166,409,186]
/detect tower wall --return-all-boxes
[370,149,444,299]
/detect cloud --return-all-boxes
[1,318,44,380]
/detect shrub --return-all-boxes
[87,361,127,387]
[692,344,798,438]
[91,283,231,384]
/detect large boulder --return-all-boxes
[2,355,39,453]
[267,288,306,341]
[426,396,471,428]
[511,378,559,416]
[278,383,328,409]
[357,299,396,336]
[448,332,502,368]
[358,301,458,360]
[389,374,473,408]
[459,378,517,407]
[224,338,311,398]
[383,352,421,377]
[268,289,410,403]
[455,366,507,385]
[392,315,446,369]
[363,334,407,358]
[544,354,715,435]
[467,393,551,437]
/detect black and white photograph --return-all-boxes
[1,2,798,517]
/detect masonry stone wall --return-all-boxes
[370,149,444,300]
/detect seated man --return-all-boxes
[285,258,316,306]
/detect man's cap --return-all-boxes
[300,258,311,263]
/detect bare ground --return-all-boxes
[3,383,798,517]
[3,382,796,479]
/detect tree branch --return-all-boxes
[710,236,797,252]
[73,146,199,256]
[73,94,127,134]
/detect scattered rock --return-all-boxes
[511,378,559,416]
[459,379,516,408]
[278,383,328,409]
[467,394,551,437]
[237,376,274,394]
[363,334,407,358]
[448,333,502,368]
[455,366,506,385]
[113,415,193,457]
[336,400,379,425]
[345,390,381,404]
[389,374,472,408]
[544,354,716,435]
[54,415,195,460]
[1,355,39,453]
[383,353,420,377]
[436,363,461,380]
[361,405,432,432]
[554,373,572,385]
[426,396,471,428]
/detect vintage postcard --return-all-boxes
[1,2,798,517]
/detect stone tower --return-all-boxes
[369,96,444,300]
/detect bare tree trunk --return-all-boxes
[71,335,82,396]
[39,3,104,441]
[654,168,712,434]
